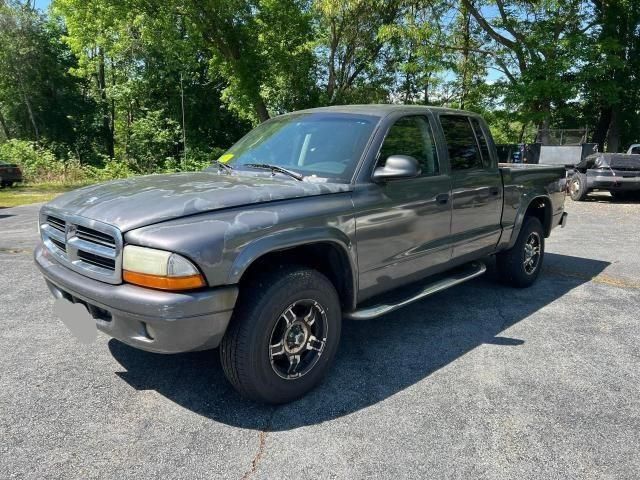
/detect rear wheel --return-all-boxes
[496,216,545,288]
[569,172,588,201]
[220,266,341,404]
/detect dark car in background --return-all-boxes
[0,161,22,187]
[569,152,640,201]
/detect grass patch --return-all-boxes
[0,182,89,208]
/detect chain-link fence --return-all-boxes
[535,129,589,146]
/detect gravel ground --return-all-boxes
[1,193,639,479]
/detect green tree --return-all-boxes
[314,0,403,104]
[0,2,98,158]
[460,0,587,138]
[581,0,640,151]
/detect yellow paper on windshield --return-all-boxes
[218,153,234,163]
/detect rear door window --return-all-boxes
[440,115,483,171]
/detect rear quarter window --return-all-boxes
[440,115,483,170]
[470,118,492,168]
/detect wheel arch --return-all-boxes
[229,229,358,311]
[507,194,553,249]
[524,196,553,237]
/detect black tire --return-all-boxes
[496,216,545,288]
[569,172,588,201]
[220,266,341,404]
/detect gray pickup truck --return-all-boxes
[35,105,567,403]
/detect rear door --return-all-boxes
[354,113,452,300]
[438,115,503,259]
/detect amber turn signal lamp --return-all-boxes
[123,270,205,291]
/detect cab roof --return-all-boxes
[287,104,476,118]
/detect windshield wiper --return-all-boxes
[213,160,234,173]
[244,163,304,181]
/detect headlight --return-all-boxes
[122,245,205,291]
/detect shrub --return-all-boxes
[0,139,64,183]
[0,138,225,185]
[127,110,181,174]
[163,147,225,173]
[85,158,134,181]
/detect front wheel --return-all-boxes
[569,172,588,201]
[496,216,545,288]
[220,266,341,404]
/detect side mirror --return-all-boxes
[372,155,421,182]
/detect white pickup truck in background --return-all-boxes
[627,144,640,154]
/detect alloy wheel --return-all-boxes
[268,299,328,380]
[523,232,542,274]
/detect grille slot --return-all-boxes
[76,225,116,248]
[77,250,116,270]
[50,238,66,252]
[46,215,66,232]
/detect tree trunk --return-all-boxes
[21,90,39,143]
[423,73,431,105]
[591,105,612,151]
[327,21,338,103]
[606,107,621,152]
[0,107,11,140]
[97,48,114,158]
[459,9,471,109]
[14,67,39,142]
[254,98,270,123]
[535,101,552,144]
[518,123,527,143]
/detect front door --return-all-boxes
[353,114,452,301]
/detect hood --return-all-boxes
[46,171,352,231]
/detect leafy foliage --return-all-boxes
[1,0,639,184]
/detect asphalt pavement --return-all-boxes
[1,194,639,479]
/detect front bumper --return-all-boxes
[35,243,238,353]
[587,169,640,191]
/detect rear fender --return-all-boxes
[505,194,552,249]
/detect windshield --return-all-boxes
[214,112,378,182]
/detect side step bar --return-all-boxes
[344,261,487,320]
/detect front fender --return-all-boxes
[228,226,356,284]
[125,193,358,300]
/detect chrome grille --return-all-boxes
[40,208,123,284]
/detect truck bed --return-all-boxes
[499,163,567,234]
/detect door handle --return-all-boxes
[489,187,500,196]
[436,193,449,205]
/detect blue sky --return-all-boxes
[34,0,50,10]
